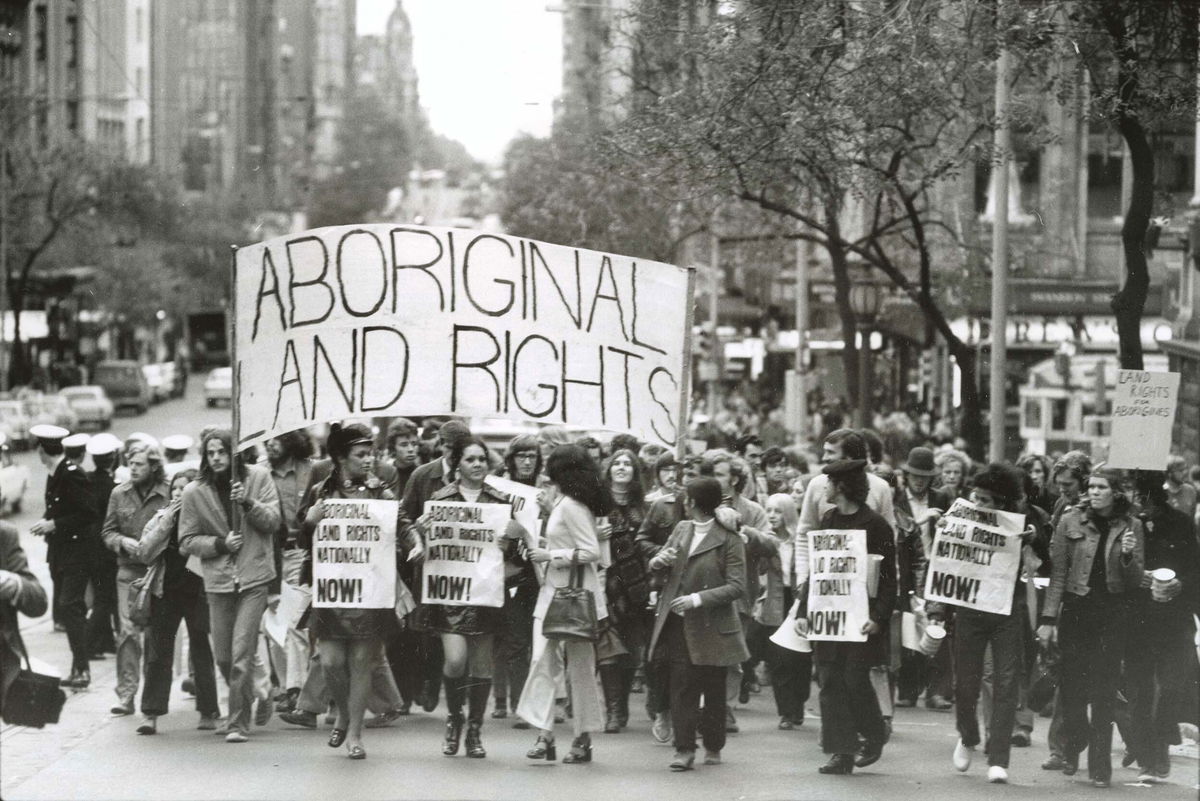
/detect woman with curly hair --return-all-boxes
[935,449,972,500]
[1016,453,1055,513]
[299,424,406,760]
[597,448,651,733]
[518,444,612,763]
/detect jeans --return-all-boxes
[141,574,219,717]
[208,584,270,734]
[494,587,535,705]
[87,551,118,655]
[52,562,91,673]
[954,607,1024,767]
[1125,617,1194,773]
[1059,594,1127,782]
[114,566,148,704]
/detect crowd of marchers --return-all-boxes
[0,417,1196,787]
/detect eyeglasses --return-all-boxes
[513,453,538,461]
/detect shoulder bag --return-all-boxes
[542,552,598,641]
[127,560,163,629]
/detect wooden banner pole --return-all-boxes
[676,266,697,461]
[229,244,242,533]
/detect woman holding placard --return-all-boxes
[1038,465,1144,788]
[795,459,896,776]
[300,424,404,760]
[408,436,528,760]
[926,463,1047,784]
[517,444,611,765]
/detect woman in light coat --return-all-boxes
[517,444,611,764]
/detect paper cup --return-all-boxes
[1151,568,1176,602]
[866,554,884,598]
[917,623,946,657]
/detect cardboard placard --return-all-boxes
[312,499,397,609]
[1107,370,1180,471]
[806,529,869,642]
[923,498,1023,616]
[233,224,691,451]
[421,501,509,608]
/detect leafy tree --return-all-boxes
[605,0,1059,455]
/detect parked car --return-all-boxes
[25,393,79,435]
[59,385,115,430]
[158,361,185,399]
[0,400,32,451]
[204,367,233,407]
[0,443,29,514]
[92,360,152,414]
[142,363,168,403]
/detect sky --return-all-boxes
[356,0,563,164]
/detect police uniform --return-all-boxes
[33,425,100,686]
[86,433,123,656]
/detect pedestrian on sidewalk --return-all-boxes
[30,425,99,691]
[133,469,220,734]
[0,514,49,721]
[85,434,121,661]
[179,429,281,744]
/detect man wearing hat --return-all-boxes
[62,433,90,467]
[85,433,123,659]
[894,446,950,710]
[30,424,99,688]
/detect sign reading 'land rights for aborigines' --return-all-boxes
[421,501,509,608]
[806,529,869,643]
[312,499,397,609]
[1106,369,1180,472]
[923,498,1023,616]
[233,225,691,451]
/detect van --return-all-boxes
[92,360,152,414]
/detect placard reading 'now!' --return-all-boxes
[233,224,690,451]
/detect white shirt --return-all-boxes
[688,519,714,555]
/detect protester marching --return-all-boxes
[1,224,1197,798]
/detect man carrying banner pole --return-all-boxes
[926,464,1045,785]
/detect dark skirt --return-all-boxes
[414,603,501,636]
[311,608,392,640]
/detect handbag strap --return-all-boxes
[568,550,585,589]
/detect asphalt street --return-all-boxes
[1,386,1196,800]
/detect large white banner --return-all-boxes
[421,501,509,608]
[923,498,1023,616]
[806,529,869,642]
[233,225,691,451]
[312,499,397,609]
[1107,370,1180,471]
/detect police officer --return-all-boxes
[86,433,123,659]
[30,424,99,689]
[63,433,90,466]
[163,434,199,480]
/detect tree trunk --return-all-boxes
[826,209,861,413]
[946,339,985,460]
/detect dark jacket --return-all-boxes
[648,519,750,667]
[1,522,48,709]
[43,457,98,570]
[1132,505,1199,626]
[1043,503,1144,622]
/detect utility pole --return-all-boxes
[989,1,1011,462]
[791,228,811,445]
[707,228,721,418]
[1,144,8,391]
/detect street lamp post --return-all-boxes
[849,273,884,429]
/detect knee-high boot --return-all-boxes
[442,676,465,756]
[618,665,635,728]
[599,663,623,733]
[465,677,491,758]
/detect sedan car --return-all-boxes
[204,367,233,407]
[24,393,79,435]
[0,444,29,514]
[142,363,168,403]
[60,385,115,430]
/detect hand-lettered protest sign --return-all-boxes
[1106,370,1181,471]
[924,498,1023,616]
[484,474,540,549]
[233,225,691,452]
[422,501,509,608]
[806,529,869,642]
[313,499,397,609]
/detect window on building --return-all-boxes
[35,5,47,61]
[1050,397,1069,432]
[1088,152,1123,219]
[67,100,78,133]
[65,14,78,68]
[1024,398,1042,430]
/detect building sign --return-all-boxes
[952,316,1173,350]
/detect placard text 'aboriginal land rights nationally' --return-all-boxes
[234,225,691,450]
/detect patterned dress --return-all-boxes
[601,500,652,654]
